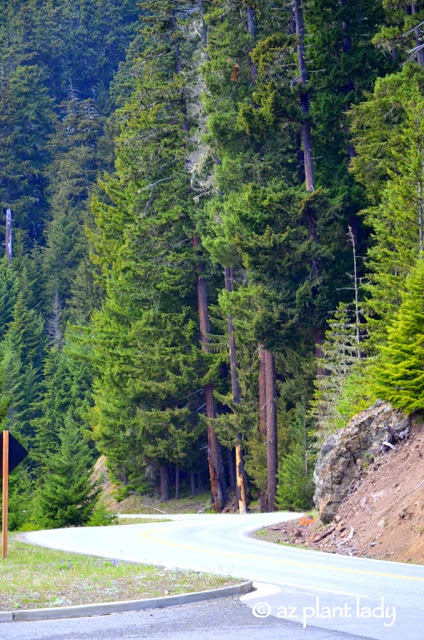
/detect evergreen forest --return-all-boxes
[2,0,424,528]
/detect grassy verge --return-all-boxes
[117,517,172,525]
[0,537,238,612]
[113,491,213,515]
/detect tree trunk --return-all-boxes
[175,465,180,500]
[246,7,277,514]
[258,346,267,437]
[412,4,424,66]
[246,7,257,83]
[235,436,248,514]
[227,448,236,493]
[293,0,326,372]
[178,5,225,512]
[197,471,203,494]
[190,472,196,496]
[5,209,12,264]
[224,267,248,513]
[264,349,277,511]
[258,345,268,511]
[293,0,315,194]
[160,464,170,503]
[193,237,226,512]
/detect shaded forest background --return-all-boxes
[1,0,424,528]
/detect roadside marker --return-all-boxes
[1,430,28,558]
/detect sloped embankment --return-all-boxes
[263,407,424,564]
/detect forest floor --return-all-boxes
[1,537,237,611]
[94,456,217,515]
[94,456,262,516]
[254,420,424,565]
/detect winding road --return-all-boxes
[23,512,424,639]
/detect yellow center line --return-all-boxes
[138,527,424,583]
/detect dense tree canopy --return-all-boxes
[2,0,424,527]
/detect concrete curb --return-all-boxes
[1,580,254,623]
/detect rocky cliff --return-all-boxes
[314,401,411,523]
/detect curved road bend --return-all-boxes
[24,512,424,639]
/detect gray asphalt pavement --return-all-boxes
[23,512,424,639]
[0,597,363,640]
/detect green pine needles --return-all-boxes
[372,259,424,414]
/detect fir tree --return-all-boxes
[0,259,19,341]
[350,64,424,344]
[89,1,211,499]
[36,413,99,529]
[0,64,55,244]
[372,258,424,413]
[43,92,104,311]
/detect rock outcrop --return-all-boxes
[313,401,410,523]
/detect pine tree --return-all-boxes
[350,64,424,343]
[312,303,363,435]
[36,413,99,529]
[0,259,19,341]
[43,91,104,311]
[372,258,424,413]
[1,286,45,443]
[0,64,55,244]
[89,1,212,500]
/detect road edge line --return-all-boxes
[2,581,254,623]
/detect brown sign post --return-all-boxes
[1,430,28,559]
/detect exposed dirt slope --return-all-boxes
[263,420,424,564]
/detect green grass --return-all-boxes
[0,537,238,612]
[116,491,212,515]
[118,517,172,525]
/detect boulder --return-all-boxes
[313,401,410,523]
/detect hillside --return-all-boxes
[261,418,424,565]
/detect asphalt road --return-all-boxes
[23,512,424,639]
[0,597,363,640]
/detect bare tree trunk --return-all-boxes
[412,3,424,65]
[173,6,226,512]
[5,209,12,264]
[190,472,196,496]
[293,0,327,376]
[246,6,278,514]
[258,345,268,511]
[160,464,170,503]
[294,0,315,193]
[264,350,278,511]
[246,7,257,83]
[193,237,226,511]
[258,346,267,437]
[224,267,248,513]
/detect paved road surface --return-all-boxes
[24,512,424,639]
[0,597,363,640]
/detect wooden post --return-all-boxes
[5,210,12,264]
[2,430,9,559]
